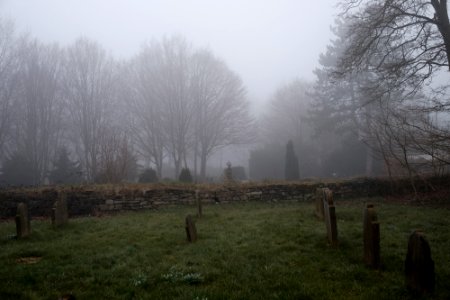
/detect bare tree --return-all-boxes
[190,49,253,181]
[14,39,64,185]
[263,79,312,146]
[339,0,450,115]
[338,0,450,175]
[158,37,193,178]
[125,43,167,178]
[63,38,117,182]
[0,19,20,161]
[128,36,193,178]
[97,127,136,183]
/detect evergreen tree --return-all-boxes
[49,147,82,184]
[285,140,299,180]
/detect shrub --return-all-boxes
[231,166,247,181]
[179,168,193,183]
[138,168,158,183]
[49,147,82,184]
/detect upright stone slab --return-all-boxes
[185,215,197,243]
[363,204,380,269]
[324,188,333,205]
[15,202,31,238]
[405,230,435,295]
[314,188,325,220]
[196,190,202,217]
[52,192,69,227]
[323,189,338,247]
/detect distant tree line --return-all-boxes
[0,19,253,186]
[250,1,450,185]
[249,79,383,180]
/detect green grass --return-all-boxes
[0,200,449,299]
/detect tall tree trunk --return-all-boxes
[432,0,450,70]
[200,152,207,183]
[365,145,373,176]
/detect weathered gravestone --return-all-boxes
[52,192,69,227]
[363,204,380,269]
[323,188,338,247]
[315,188,325,220]
[405,230,435,295]
[15,202,31,238]
[224,161,233,184]
[196,190,202,218]
[185,215,197,242]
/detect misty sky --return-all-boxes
[0,0,337,110]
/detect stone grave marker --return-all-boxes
[363,204,380,269]
[185,215,197,243]
[15,202,31,238]
[315,188,325,220]
[405,230,435,295]
[52,192,69,227]
[323,188,338,247]
[196,189,202,217]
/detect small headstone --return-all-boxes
[52,192,69,227]
[185,215,197,243]
[224,161,233,184]
[196,190,202,217]
[58,293,76,300]
[314,188,324,220]
[363,204,380,269]
[324,188,333,205]
[405,230,435,295]
[15,202,31,238]
[323,189,338,247]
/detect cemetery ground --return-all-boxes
[1,200,450,299]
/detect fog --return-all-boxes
[1,1,448,186]
[0,0,337,108]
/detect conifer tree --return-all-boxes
[49,147,82,184]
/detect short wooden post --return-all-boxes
[323,189,338,247]
[185,215,197,243]
[196,190,202,217]
[314,188,325,220]
[363,204,380,268]
[15,202,31,238]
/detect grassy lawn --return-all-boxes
[0,200,449,299]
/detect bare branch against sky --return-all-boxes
[0,0,337,108]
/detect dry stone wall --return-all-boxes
[0,176,445,219]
